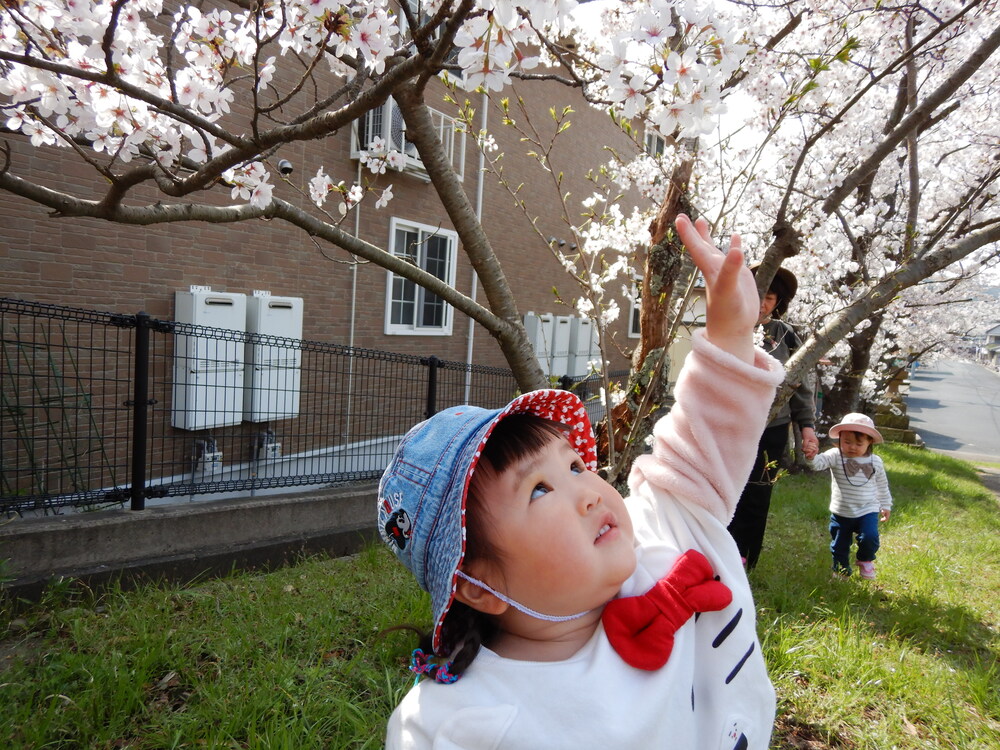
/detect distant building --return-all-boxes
[981,323,1000,368]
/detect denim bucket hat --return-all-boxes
[377,389,598,651]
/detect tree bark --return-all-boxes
[820,312,884,430]
[600,156,695,487]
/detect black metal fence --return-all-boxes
[2,298,617,515]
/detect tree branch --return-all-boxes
[822,20,1000,213]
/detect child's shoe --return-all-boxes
[831,561,851,578]
[857,561,876,580]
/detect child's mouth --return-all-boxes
[595,521,615,542]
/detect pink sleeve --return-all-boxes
[627,329,785,524]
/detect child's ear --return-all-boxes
[454,569,509,616]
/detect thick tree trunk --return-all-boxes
[820,312,884,432]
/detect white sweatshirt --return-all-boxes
[387,332,784,750]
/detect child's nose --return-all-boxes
[578,487,603,513]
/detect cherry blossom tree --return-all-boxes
[559,0,1000,475]
[0,0,749,400]
[2,0,999,477]
[688,0,1000,423]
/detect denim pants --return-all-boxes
[829,512,880,570]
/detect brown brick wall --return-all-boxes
[0,77,641,375]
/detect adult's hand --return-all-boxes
[801,426,819,460]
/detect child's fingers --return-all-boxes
[727,232,742,259]
[676,213,753,322]
[676,214,722,272]
[674,214,705,256]
[694,216,714,245]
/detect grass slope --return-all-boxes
[1,444,997,748]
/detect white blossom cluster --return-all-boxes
[1,0,997,392]
[678,0,1000,398]
[567,0,748,141]
[0,0,749,210]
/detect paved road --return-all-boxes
[906,358,1000,464]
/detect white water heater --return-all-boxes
[171,289,247,430]
[243,292,304,422]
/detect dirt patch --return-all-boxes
[772,715,843,749]
[0,627,44,673]
[976,466,1000,503]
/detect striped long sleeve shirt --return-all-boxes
[808,448,892,518]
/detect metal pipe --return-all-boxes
[129,312,150,511]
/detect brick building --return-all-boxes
[0,63,659,509]
[0,75,641,375]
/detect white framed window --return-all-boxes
[385,218,458,336]
[629,277,642,339]
[644,131,666,158]
[352,97,466,180]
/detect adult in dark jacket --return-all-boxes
[728,266,819,569]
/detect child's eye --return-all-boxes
[570,460,584,475]
[530,483,550,501]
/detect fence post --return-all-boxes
[129,312,151,511]
[425,355,440,418]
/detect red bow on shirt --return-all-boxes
[602,549,732,671]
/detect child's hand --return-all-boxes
[880,509,891,522]
[675,214,759,363]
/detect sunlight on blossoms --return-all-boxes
[223,162,273,209]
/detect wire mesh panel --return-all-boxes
[2,297,598,514]
[557,370,631,426]
[145,325,519,501]
[1,299,135,512]
[432,358,519,413]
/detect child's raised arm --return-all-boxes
[675,214,759,365]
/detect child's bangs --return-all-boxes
[480,413,572,474]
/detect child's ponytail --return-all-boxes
[411,602,498,683]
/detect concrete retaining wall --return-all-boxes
[1,483,380,600]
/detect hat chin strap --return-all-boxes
[455,570,591,623]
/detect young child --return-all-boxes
[807,413,893,579]
[377,215,785,749]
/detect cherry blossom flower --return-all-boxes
[346,184,364,206]
[257,57,277,92]
[223,162,273,207]
[309,167,335,208]
[607,72,649,119]
[23,120,57,147]
[375,184,394,209]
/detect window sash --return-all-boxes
[387,220,457,335]
[354,99,465,178]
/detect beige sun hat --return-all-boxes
[829,413,883,444]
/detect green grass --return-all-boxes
[756,444,1000,748]
[1,444,998,748]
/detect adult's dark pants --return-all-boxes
[727,423,790,570]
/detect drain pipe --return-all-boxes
[345,160,362,441]
[464,91,488,401]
